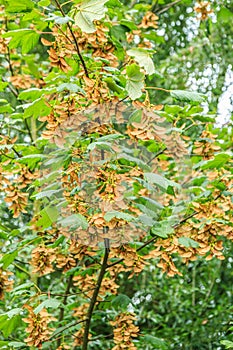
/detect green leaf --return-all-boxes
[200,153,230,170]
[112,294,131,310]
[3,29,39,54]
[151,221,174,238]
[8,342,26,348]
[23,98,51,118]
[138,214,154,227]
[34,299,61,314]
[127,48,155,75]
[164,105,183,114]
[144,172,180,191]
[170,90,206,103]
[0,82,8,92]
[4,308,22,319]
[0,230,7,240]
[220,340,233,349]
[0,103,14,113]
[120,19,137,30]
[126,63,144,100]
[1,250,18,269]
[178,237,199,248]
[104,211,135,222]
[6,0,34,13]
[38,0,50,6]
[59,214,88,230]
[140,196,164,210]
[36,206,59,229]
[57,83,85,94]
[18,88,44,100]
[143,335,168,349]
[217,7,233,22]
[104,77,124,94]
[74,0,108,33]
[0,315,21,338]
[33,189,63,200]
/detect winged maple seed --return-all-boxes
[110,312,139,350]
[73,327,92,347]
[41,23,118,72]
[31,245,57,276]
[48,47,71,73]
[139,11,159,29]
[73,273,119,300]
[3,165,35,218]
[55,253,76,273]
[23,305,56,348]
[109,245,149,278]
[0,28,10,53]
[193,130,221,159]
[194,1,213,20]
[0,269,13,299]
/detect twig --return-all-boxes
[24,118,34,143]
[82,248,109,350]
[107,185,227,269]
[147,147,167,165]
[151,0,159,13]
[40,287,96,298]
[12,147,22,158]
[49,319,86,340]
[154,0,183,15]
[54,0,89,77]
[6,47,15,77]
[145,86,170,93]
[13,263,31,276]
[107,210,198,269]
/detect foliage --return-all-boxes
[0,0,232,349]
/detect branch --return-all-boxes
[49,319,86,341]
[82,248,109,350]
[54,0,89,77]
[154,0,183,15]
[24,118,34,143]
[147,147,167,165]
[57,274,74,348]
[107,186,228,269]
[107,210,199,269]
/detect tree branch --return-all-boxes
[49,319,86,341]
[54,0,89,77]
[24,118,34,143]
[82,248,109,350]
[57,274,74,348]
[107,186,228,269]
[107,210,199,269]
[154,0,183,15]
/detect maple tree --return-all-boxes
[0,0,233,349]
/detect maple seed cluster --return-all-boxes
[23,305,56,348]
[110,312,139,350]
[0,268,13,299]
[194,1,213,20]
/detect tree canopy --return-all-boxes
[0,0,233,349]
